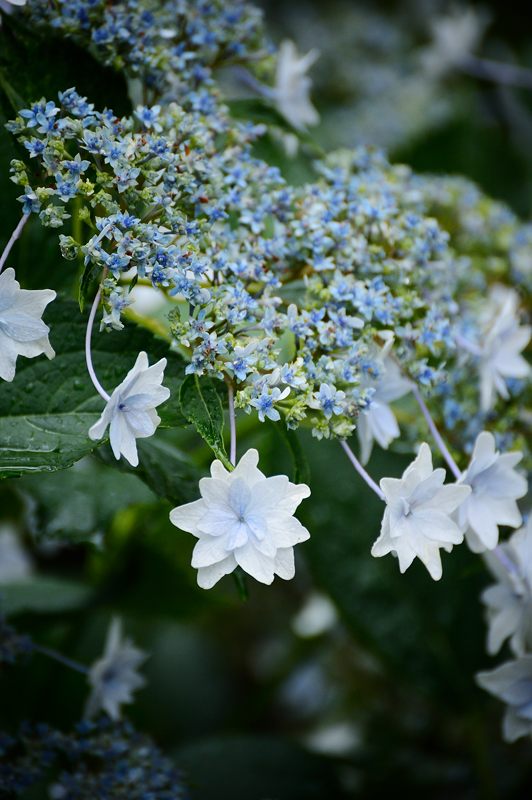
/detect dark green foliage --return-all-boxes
[0,299,187,478]
[179,375,230,467]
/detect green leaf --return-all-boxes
[78,263,99,313]
[17,456,155,544]
[273,423,311,485]
[97,434,202,506]
[227,98,296,131]
[0,298,188,479]
[0,576,92,617]
[176,735,344,800]
[179,375,230,467]
[0,14,130,115]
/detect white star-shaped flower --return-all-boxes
[478,285,530,412]
[422,8,486,76]
[371,443,471,580]
[477,656,532,742]
[272,40,319,131]
[169,448,311,589]
[0,268,56,382]
[457,431,527,553]
[88,351,170,467]
[357,357,412,465]
[85,617,147,721]
[482,517,532,656]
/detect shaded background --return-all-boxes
[0,1,532,797]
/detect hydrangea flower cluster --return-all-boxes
[27,0,267,105]
[8,94,469,441]
[0,717,188,798]
[0,616,32,665]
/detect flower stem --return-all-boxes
[227,383,237,466]
[411,384,462,480]
[340,439,385,501]
[85,289,111,402]
[33,643,88,675]
[460,54,532,91]
[492,545,516,575]
[0,213,30,275]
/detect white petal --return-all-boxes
[411,509,464,545]
[230,448,265,486]
[274,547,295,580]
[199,477,231,507]
[368,401,400,451]
[191,535,233,568]
[269,515,310,548]
[249,475,290,514]
[234,542,276,584]
[169,499,207,535]
[426,483,471,513]
[197,555,237,589]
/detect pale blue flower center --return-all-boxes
[223,478,267,549]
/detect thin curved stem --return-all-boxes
[227,383,237,466]
[0,213,30,275]
[411,384,461,480]
[460,55,532,91]
[492,546,520,580]
[340,439,385,501]
[85,289,111,402]
[33,643,88,675]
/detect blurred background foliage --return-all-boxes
[0,0,531,797]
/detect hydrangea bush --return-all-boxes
[0,0,530,794]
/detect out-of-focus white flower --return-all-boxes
[292,592,338,638]
[477,656,532,742]
[272,40,319,131]
[88,351,170,467]
[0,0,27,10]
[482,517,532,656]
[169,448,310,589]
[371,443,470,580]
[305,721,360,757]
[86,618,147,721]
[422,8,487,77]
[0,525,33,583]
[129,284,167,316]
[0,268,56,382]
[478,285,530,412]
[457,431,526,553]
[357,356,412,465]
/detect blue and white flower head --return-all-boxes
[272,40,320,131]
[478,285,530,412]
[371,443,471,580]
[477,656,532,742]
[88,351,170,467]
[169,448,311,589]
[482,516,532,656]
[457,431,527,553]
[85,617,147,721]
[0,267,56,381]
